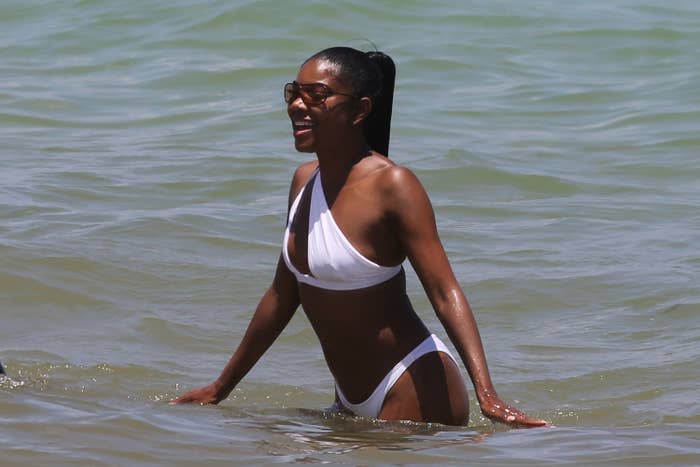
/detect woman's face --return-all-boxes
[287,58,359,153]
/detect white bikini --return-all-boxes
[282,169,459,419]
[282,168,402,290]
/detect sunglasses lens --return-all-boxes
[306,90,325,105]
[284,83,297,103]
[284,83,332,105]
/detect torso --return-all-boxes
[284,155,431,403]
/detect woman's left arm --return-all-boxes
[383,166,546,427]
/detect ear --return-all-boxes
[352,97,372,126]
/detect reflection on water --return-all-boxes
[216,406,492,461]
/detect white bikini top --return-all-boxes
[282,169,403,290]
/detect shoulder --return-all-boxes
[376,164,430,205]
[354,155,423,195]
[373,164,437,229]
[287,160,319,207]
[292,160,319,183]
[292,160,319,188]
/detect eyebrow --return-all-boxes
[294,81,329,87]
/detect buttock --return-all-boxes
[379,350,470,425]
[335,334,467,423]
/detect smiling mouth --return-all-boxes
[292,120,315,136]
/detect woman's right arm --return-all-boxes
[173,162,316,405]
[173,254,300,404]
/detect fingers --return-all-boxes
[170,387,221,405]
[482,402,548,428]
[171,390,207,404]
[506,405,548,427]
[509,412,548,427]
[170,393,194,404]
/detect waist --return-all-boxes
[323,325,433,403]
[299,276,432,401]
[300,270,419,341]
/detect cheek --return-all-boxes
[323,105,356,129]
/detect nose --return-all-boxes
[287,94,307,114]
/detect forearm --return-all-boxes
[213,286,298,397]
[433,288,498,403]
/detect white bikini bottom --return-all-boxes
[335,334,458,419]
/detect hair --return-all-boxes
[306,46,396,157]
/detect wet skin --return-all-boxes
[286,157,469,425]
[174,57,546,428]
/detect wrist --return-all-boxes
[476,387,498,404]
[213,378,233,398]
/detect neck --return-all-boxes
[315,136,371,186]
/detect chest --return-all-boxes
[286,177,397,276]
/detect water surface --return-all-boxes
[1,0,699,465]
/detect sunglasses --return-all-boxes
[284,81,357,106]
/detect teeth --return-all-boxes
[294,120,314,127]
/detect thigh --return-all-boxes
[378,352,469,425]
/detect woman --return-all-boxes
[175,47,546,427]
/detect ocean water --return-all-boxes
[1,0,699,465]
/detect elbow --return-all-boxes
[431,286,463,320]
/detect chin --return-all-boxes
[294,141,315,153]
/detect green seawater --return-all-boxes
[1,1,699,465]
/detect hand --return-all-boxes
[479,396,547,428]
[171,383,226,405]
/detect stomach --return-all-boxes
[297,269,432,402]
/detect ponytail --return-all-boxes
[364,51,395,157]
